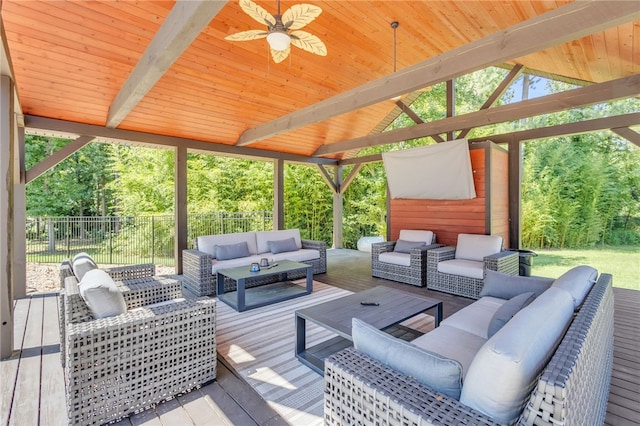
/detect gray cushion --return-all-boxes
[487,292,536,338]
[72,252,98,281]
[352,318,463,399]
[268,237,298,254]
[393,239,426,253]
[480,269,554,299]
[459,287,575,423]
[215,241,251,261]
[78,269,127,319]
[551,265,598,309]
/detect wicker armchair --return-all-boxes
[183,238,327,296]
[371,230,443,287]
[58,258,157,365]
[426,234,519,299]
[62,275,216,425]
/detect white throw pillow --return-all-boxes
[72,252,98,281]
[79,269,127,319]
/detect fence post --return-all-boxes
[109,217,113,264]
[65,217,71,258]
[152,215,155,265]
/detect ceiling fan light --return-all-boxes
[267,31,291,51]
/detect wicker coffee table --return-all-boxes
[216,259,313,312]
[295,286,442,374]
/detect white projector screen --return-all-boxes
[382,139,476,200]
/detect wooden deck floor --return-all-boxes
[1,249,638,425]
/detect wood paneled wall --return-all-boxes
[389,141,510,247]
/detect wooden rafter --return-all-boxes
[25,135,95,184]
[314,75,640,156]
[236,1,640,147]
[106,1,227,128]
[612,127,640,148]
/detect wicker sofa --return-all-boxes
[371,229,443,287]
[61,263,216,425]
[427,233,519,299]
[182,228,327,296]
[325,266,614,426]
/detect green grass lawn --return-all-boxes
[529,246,639,290]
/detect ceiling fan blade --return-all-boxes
[271,46,291,63]
[225,30,268,41]
[282,4,322,30]
[290,30,327,56]
[239,0,276,27]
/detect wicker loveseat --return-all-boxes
[60,257,216,425]
[325,267,614,426]
[371,229,443,287]
[182,228,327,296]
[427,233,519,299]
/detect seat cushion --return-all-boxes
[459,287,575,423]
[455,234,502,262]
[551,265,598,310]
[437,258,484,279]
[378,251,411,267]
[393,239,426,253]
[441,296,506,338]
[72,252,98,281]
[480,270,554,299]
[79,269,127,319]
[398,229,434,244]
[197,232,258,258]
[255,229,302,254]
[412,324,487,378]
[353,318,463,399]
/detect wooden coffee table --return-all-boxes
[295,286,442,374]
[216,259,313,312]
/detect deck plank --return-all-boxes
[1,251,639,426]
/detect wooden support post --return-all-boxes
[333,166,343,249]
[274,159,284,230]
[446,79,456,141]
[508,139,522,249]
[174,146,187,274]
[1,75,15,358]
[13,127,26,299]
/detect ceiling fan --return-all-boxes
[225,0,327,63]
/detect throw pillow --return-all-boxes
[480,269,554,299]
[487,292,536,337]
[352,318,463,399]
[78,269,127,319]
[215,241,250,261]
[393,239,427,254]
[551,265,598,310]
[268,237,298,254]
[72,252,98,281]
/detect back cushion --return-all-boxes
[197,232,258,258]
[459,287,574,423]
[72,252,98,281]
[455,234,502,262]
[551,265,598,310]
[256,229,301,254]
[398,229,434,244]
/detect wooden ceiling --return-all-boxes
[1,1,639,160]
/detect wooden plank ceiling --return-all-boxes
[1,0,639,160]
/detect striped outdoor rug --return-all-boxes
[215,281,435,425]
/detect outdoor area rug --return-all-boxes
[215,281,435,425]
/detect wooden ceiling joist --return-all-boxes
[236,1,640,148]
[106,0,227,128]
[612,127,640,148]
[315,74,640,156]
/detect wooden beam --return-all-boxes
[341,164,364,194]
[236,1,640,147]
[24,115,337,166]
[612,127,640,148]
[508,141,522,249]
[25,135,95,183]
[314,75,640,156]
[457,64,524,140]
[106,1,227,128]
[394,101,445,144]
[174,146,187,274]
[1,75,14,358]
[337,112,640,166]
[274,159,284,229]
[446,79,455,141]
[317,165,338,194]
